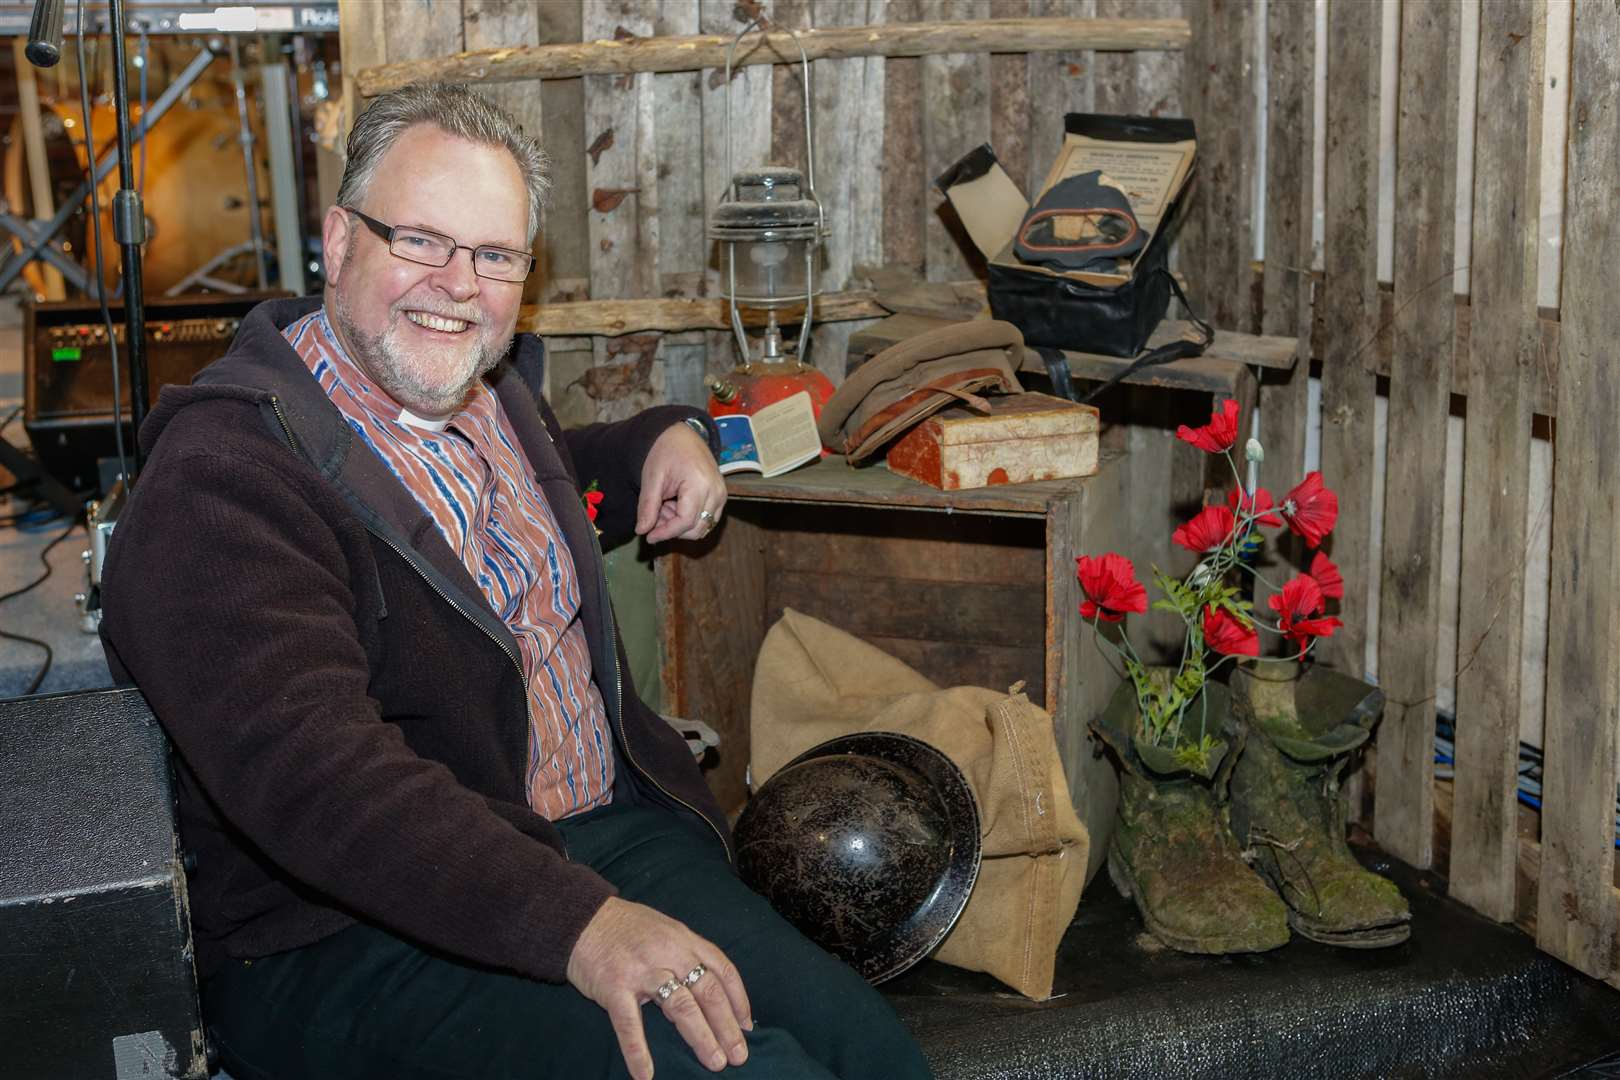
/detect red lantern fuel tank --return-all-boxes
[707,360,836,420]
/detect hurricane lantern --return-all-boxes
[706,17,835,420]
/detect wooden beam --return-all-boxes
[519,289,885,338]
[357,17,1191,96]
[1541,0,1620,983]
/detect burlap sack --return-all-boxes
[750,608,1090,1000]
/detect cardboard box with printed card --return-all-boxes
[937,114,1198,359]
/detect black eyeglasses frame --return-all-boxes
[343,207,535,283]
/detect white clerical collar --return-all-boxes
[397,407,453,432]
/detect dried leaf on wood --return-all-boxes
[587,128,615,167]
[592,188,641,214]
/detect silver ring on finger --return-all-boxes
[655,977,683,1003]
[683,963,706,987]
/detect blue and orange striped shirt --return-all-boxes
[284,309,614,819]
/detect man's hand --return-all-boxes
[637,423,726,544]
[567,896,753,1080]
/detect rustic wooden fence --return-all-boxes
[344,0,1620,987]
[1182,0,1619,987]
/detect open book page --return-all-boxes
[713,391,823,479]
[748,391,822,477]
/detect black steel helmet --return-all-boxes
[734,732,981,983]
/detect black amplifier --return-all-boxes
[0,687,207,1078]
[23,292,286,494]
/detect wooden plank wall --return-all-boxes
[340,0,1190,414]
[339,0,1620,985]
[1227,0,1617,986]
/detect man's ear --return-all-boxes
[322,206,353,285]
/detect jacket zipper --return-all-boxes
[271,395,556,857]
[594,530,731,863]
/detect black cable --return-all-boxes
[76,0,131,491]
[0,627,54,696]
[0,515,83,695]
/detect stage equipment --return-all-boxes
[704,16,834,421]
[0,687,207,1079]
[0,1,340,37]
[24,292,275,493]
[4,88,276,299]
[0,41,220,303]
[733,732,981,984]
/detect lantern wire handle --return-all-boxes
[721,14,824,367]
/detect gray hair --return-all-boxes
[336,81,550,242]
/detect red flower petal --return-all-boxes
[1308,551,1344,600]
[1269,575,1338,652]
[1175,398,1241,454]
[1171,505,1236,554]
[1281,471,1339,548]
[1076,553,1148,623]
[1282,614,1342,653]
[1203,605,1259,657]
[1271,574,1326,619]
[1227,484,1284,528]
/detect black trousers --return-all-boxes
[202,803,933,1080]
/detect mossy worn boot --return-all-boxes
[1093,678,1290,955]
[1229,660,1411,948]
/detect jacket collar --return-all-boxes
[143,297,607,673]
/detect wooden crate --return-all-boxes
[657,453,1135,865]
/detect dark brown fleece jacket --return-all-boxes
[98,296,730,984]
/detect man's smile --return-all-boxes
[404,310,473,334]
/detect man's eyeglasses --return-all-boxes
[344,207,534,283]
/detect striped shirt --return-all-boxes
[285,309,614,819]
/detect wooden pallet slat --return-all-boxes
[922,0,994,283]
[1183,0,1257,334]
[1027,0,1096,195]
[1317,0,1390,840]
[807,0,888,384]
[1379,0,1459,887]
[1254,0,1314,626]
[1541,1,1620,983]
[1451,0,1543,921]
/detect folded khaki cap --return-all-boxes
[819,320,1026,463]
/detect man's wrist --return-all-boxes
[681,416,718,457]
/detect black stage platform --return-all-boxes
[884,845,1620,1080]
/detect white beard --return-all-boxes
[333,288,512,417]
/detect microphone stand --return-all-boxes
[105,0,150,480]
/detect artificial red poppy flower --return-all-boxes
[1176,398,1241,453]
[1203,605,1259,657]
[1280,471,1339,548]
[583,489,605,523]
[1172,505,1236,554]
[1269,574,1342,652]
[1076,553,1149,623]
[1308,551,1344,601]
[1227,484,1284,528]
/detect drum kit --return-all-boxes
[4,19,333,304]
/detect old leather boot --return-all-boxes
[1094,678,1290,955]
[1229,660,1411,948]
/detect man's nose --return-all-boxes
[431,246,480,300]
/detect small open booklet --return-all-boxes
[714,390,823,478]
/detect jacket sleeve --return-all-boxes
[559,405,719,540]
[99,433,616,983]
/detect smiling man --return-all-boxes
[98,83,930,1080]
